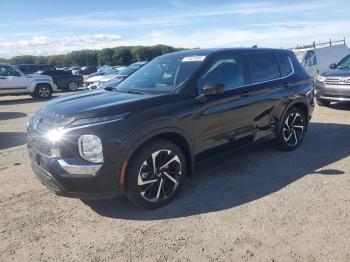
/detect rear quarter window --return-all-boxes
[247,54,281,83]
[276,53,293,77]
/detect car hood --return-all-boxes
[40,89,169,119]
[86,75,104,82]
[322,68,350,77]
[99,74,121,82]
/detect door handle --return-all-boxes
[241,91,250,97]
[282,82,291,88]
[0,77,7,79]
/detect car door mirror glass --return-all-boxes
[203,83,225,95]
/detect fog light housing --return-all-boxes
[78,135,103,163]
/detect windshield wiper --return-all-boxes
[115,89,145,95]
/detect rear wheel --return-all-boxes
[33,84,52,99]
[274,107,307,151]
[67,81,78,91]
[126,139,186,209]
[316,98,331,107]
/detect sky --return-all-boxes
[0,0,349,58]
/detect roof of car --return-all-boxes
[14,64,54,66]
[163,47,292,57]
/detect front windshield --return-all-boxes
[118,64,143,76]
[117,53,205,94]
[337,55,350,69]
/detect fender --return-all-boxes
[119,125,195,184]
[274,95,310,134]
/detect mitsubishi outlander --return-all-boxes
[27,48,314,208]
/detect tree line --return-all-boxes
[0,45,185,67]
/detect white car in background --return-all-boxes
[85,62,147,90]
[84,66,127,89]
[0,64,57,99]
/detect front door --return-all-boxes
[193,54,256,154]
[0,65,28,94]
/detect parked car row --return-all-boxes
[84,61,147,89]
[0,62,148,99]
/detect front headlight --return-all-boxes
[316,75,326,82]
[78,135,103,163]
[68,113,129,128]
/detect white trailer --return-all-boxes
[293,39,350,77]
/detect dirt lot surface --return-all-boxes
[1,93,350,262]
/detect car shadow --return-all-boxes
[0,112,27,121]
[84,122,350,220]
[0,95,60,106]
[0,132,27,150]
[328,102,350,111]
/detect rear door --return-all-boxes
[0,65,28,94]
[244,52,290,141]
[55,70,70,89]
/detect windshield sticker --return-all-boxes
[182,56,206,62]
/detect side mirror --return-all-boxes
[203,83,225,96]
[329,63,337,69]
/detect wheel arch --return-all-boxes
[277,99,310,133]
[121,128,195,189]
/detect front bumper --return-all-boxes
[315,81,350,102]
[27,128,125,199]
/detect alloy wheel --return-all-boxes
[68,82,78,91]
[137,149,182,203]
[38,87,50,98]
[282,112,305,147]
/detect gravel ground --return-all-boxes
[0,93,350,262]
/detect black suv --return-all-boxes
[14,64,56,74]
[36,70,84,91]
[315,54,350,106]
[27,48,314,208]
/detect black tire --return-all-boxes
[33,84,52,99]
[316,98,331,107]
[126,139,186,209]
[67,81,78,92]
[274,107,307,151]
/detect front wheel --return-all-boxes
[33,84,52,99]
[274,107,307,151]
[126,139,186,209]
[67,81,78,92]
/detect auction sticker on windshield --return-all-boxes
[182,56,206,62]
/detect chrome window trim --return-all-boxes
[223,56,295,92]
[246,56,295,86]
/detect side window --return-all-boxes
[198,55,245,92]
[0,66,20,76]
[0,66,8,76]
[247,54,281,83]
[276,53,293,77]
[304,50,317,67]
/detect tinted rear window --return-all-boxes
[276,53,293,77]
[247,54,281,83]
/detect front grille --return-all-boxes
[325,77,350,86]
[28,112,73,156]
